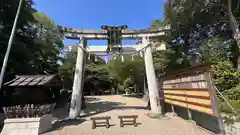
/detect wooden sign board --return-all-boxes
[160,64,220,116]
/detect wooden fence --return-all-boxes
[159,64,225,134]
[2,104,55,118]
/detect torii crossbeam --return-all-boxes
[58,25,170,40]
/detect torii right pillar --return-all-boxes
[143,36,162,115]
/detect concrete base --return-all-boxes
[0,115,52,135]
[169,112,177,117]
[80,110,86,116]
[146,113,169,120]
[187,120,196,125]
[164,112,177,117]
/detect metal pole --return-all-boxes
[0,0,23,90]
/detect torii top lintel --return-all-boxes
[58,25,171,40]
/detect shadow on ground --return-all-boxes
[81,101,124,117]
[114,106,147,110]
[43,119,86,134]
[52,106,69,120]
[49,97,148,132]
[85,97,101,102]
[121,94,144,98]
[81,101,148,118]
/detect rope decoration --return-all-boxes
[71,36,164,63]
[78,43,151,56]
[76,40,153,62]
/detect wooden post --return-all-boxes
[92,120,96,129]
[171,104,177,116]
[185,87,195,124]
[187,109,193,120]
[204,71,226,135]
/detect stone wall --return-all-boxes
[0,115,52,135]
[225,122,240,135]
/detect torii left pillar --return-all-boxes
[69,36,87,119]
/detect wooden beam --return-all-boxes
[163,90,210,97]
[58,25,170,34]
[164,95,212,106]
[59,25,171,40]
[64,32,167,40]
[165,99,214,115]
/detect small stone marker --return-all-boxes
[118,115,138,127]
[90,116,111,129]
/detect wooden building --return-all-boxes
[1,75,61,106]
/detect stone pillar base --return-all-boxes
[169,112,177,116]
[80,110,86,116]
[0,115,52,135]
[187,120,196,125]
[146,112,168,120]
[164,112,177,117]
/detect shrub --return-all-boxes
[211,61,239,92]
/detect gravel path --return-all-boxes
[42,95,215,135]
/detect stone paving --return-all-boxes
[42,95,215,135]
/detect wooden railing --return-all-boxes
[159,64,225,134]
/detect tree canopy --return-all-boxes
[0,0,63,78]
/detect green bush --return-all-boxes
[223,85,240,100]
[118,84,125,94]
[219,100,240,114]
[211,61,239,92]
[211,61,240,123]
[220,85,240,115]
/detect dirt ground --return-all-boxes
[43,95,215,135]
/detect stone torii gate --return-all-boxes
[59,25,170,119]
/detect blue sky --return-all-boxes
[33,0,165,46]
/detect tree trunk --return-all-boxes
[236,42,240,71]
[133,77,139,97]
[227,0,240,71]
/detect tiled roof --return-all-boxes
[4,75,57,87]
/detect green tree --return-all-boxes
[200,36,229,63]
[107,55,144,82]
[58,52,76,89]
[149,19,186,73]
[0,1,63,76]
[0,0,37,74]
[211,61,239,92]
[107,55,145,95]
[150,20,165,29]
[32,12,64,73]
[220,0,240,71]
[164,0,240,70]
[58,51,116,94]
